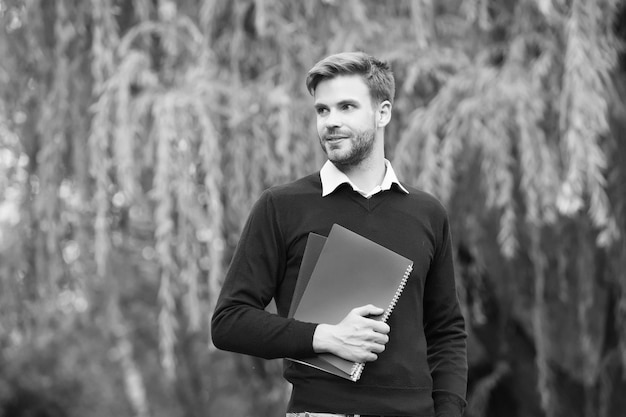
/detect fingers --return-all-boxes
[370,320,390,335]
[364,332,388,356]
[361,339,387,362]
[318,305,393,363]
[369,339,387,354]
[349,306,391,362]
[350,305,390,334]
[369,330,389,345]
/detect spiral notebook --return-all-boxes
[289,224,413,381]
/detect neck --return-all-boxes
[338,156,386,193]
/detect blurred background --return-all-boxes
[1,0,625,416]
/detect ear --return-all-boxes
[376,100,392,128]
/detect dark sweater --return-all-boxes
[211,173,467,416]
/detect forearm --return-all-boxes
[424,217,468,402]
[427,316,467,395]
[211,189,321,358]
[427,312,467,416]
[212,303,317,359]
[433,392,466,417]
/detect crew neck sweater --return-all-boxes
[211,172,467,416]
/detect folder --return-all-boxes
[288,232,327,318]
[288,224,413,381]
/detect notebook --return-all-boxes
[289,224,413,381]
[288,233,327,318]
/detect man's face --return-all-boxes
[314,75,379,169]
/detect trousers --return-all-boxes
[287,414,362,417]
[287,414,386,417]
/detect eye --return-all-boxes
[341,103,356,111]
[316,107,329,116]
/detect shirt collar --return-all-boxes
[320,159,409,198]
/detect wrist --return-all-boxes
[433,392,466,417]
[312,324,333,353]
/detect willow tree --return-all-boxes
[0,0,625,417]
[391,1,626,416]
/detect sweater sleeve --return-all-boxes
[211,190,318,359]
[423,210,468,411]
[433,392,466,417]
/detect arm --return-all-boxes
[423,213,468,416]
[211,191,389,361]
[211,190,317,359]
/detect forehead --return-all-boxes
[313,75,372,106]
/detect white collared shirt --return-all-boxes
[320,159,409,199]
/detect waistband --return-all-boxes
[287,414,395,417]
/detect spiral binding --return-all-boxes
[349,263,414,382]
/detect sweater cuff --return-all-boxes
[433,392,466,417]
[289,320,319,358]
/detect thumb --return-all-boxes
[353,304,385,317]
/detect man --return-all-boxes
[211,52,467,417]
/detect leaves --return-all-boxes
[558,0,620,247]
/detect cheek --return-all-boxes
[316,119,325,135]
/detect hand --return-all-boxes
[312,304,390,363]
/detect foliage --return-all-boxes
[0,0,625,416]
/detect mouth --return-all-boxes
[324,135,348,142]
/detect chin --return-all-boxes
[327,151,350,164]
[329,155,361,169]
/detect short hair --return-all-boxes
[305,52,395,105]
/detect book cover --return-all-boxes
[288,232,327,318]
[290,224,413,381]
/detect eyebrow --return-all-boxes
[337,99,359,107]
[314,99,360,109]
